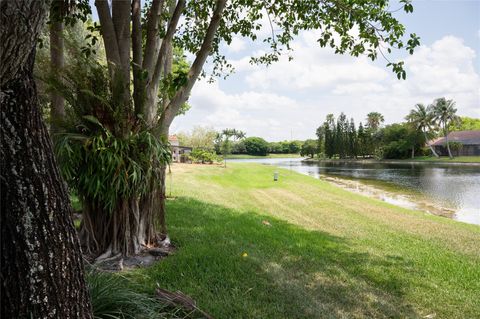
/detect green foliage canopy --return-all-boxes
[244,136,269,156]
[177,126,218,150]
[300,139,318,158]
[379,123,423,159]
[178,0,420,79]
[450,117,480,131]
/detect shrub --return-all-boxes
[449,141,463,155]
[300,139,318,158]
[231,140,246,154]
[244,137,269,156]
[188,149,221,164]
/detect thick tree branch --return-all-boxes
[132,0,144,114]
[161,38,174,112]
[132,0,143,67]
[143,0,165,75]
[111,0,131,85]
[151,0,185,88]
[162,0,227,128]
[95,0,121,71]
[144,0,184,124]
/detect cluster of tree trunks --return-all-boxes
[81,0,227,258]
[79,191,164,258]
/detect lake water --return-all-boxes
[230,157,480,225]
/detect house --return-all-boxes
[430,130,480,156]
[168,135,192,162]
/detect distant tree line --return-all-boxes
[316,112,386,159]
[314,97,472,160]
[177,98,475,161]
[177,127,304,157]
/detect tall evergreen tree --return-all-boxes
[337,113,348,158]
[348,118,358,158]
[315,125,325,156]
[357,122,367,158]
[324,114,336,158]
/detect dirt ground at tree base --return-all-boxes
[85,245,176,272]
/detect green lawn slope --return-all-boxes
[409,156,480,163]
[131,163,480,318]
[225,153,302,159]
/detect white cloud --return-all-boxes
[171,81,303,140]
[402,36,478,94]
[232,31,389,91]
[226,36,247,53]
[173,35,480,141]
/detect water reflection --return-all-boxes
[230,158,480,225]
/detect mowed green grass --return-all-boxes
[226,153,302,159]
[131,163,480,318]
[410,156,480,163]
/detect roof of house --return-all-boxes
[431,130,480,146]
[168,135,178,142]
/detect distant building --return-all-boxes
[430,130,480,156]
[168,135,192,162]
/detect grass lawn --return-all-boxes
[226,153,302,159]
[408,156,480,163]
[129,163,479,318]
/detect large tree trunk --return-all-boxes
[49,2,65,133]
[1,1,92,317]
[1,40,93,319]
[444,127,453,158]
[424,130,439,157]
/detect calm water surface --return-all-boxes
[230,158,480,225]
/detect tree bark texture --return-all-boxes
[444,127,453,158]
[132,0,144,115]
[446,136,453,158]
[1,1,93,317]
[49,3,66,133]
[424,130,439,157]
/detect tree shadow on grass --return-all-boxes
[138,197,420,319]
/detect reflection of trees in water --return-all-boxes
[297,159,479,219]
[234,157,479,221]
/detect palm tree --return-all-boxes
[431,98,460,158]
[366,112,385,131]
[217,128,246,167]
[406,103,439,157]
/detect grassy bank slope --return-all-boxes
[226,153,301,159]
[409,156,480,163]
[132,163,479,318]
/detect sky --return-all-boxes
[172,0,480,141]
[91,0,480,141]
